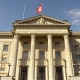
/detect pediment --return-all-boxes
[13,15,70,25]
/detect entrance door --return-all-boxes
[21,67,27,80]
[55,67,63,80]
[38,67,45,80]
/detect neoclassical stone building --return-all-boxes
[0,15,80,80]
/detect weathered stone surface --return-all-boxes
[69,77,80,80]
[1,77,13,80]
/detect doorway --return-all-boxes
[55,67,63,80]
[21,67,27,80]
[38,67,45,80]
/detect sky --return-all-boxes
[0,0,80,32]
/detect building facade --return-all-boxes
[0,15,80,80]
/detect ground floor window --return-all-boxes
[21,67,28,80]
[55,67,63,80]
[38,67,45,80]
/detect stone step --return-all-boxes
[69,76,80,80]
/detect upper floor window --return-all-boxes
[2,56,7,62]
[56,51,61,59]
[23,42,29,48]
[55,42,60,47]
[39,51,44,59]
[39,42,44,47]
[3,45,9,51]
[22,51,28,59]
[75,45,80,51]
[76,55,80,61]
[0,65,5,71]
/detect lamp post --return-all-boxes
[7,64,11,76]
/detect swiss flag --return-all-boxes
[36,4,42,14]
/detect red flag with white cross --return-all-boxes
[36,4,42,14]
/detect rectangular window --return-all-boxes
[56,51,61,58]
[0,65,5,71]
[3,45,8,51]
[22,51,28,59]
[39,42,44,47]
[75,45,80,51]
[76,55,80,61]
[23,42,29,48]
[78,65,80,71]
[39,51,44,59]
[38,67,45,80]
[21,67,28,80]
[55,42,60,47]
[2,56,7,62]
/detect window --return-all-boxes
[76,55,80,61]
[55,42,60,47]
[39,51,44,59]
[75,45,80,51]
[39,42,44,47]
[2,56,7,61]
[23,42,29,48]
[78,65,80,71]
[56,51,61,58]
[38,67,45,80]
[3,45,8,51]
[22,51,28,59]
[0,65,5,71]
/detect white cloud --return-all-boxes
[64,9,80,26]
[72,20,80,26]
[64,9,80,19]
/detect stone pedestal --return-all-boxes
[1,77,14,80]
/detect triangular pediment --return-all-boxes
[13,15,70,25]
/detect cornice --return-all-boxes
[0,32,13,36]
[13,24,70,28]
[70,32,80,36]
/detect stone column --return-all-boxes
[15,65,20,80]
[46,66,48,80]
[47,34,54,80]
[0,42,3,62]
[35,65,37,80]
[9,34,19,76]
[63,66,66,80]
[64,34,73,79]
[30,34,35,80]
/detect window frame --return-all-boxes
[39,51,45,59]
[55,42,60,47]
[3,45,9,51]
[55,51,61,59]
[23,42,29,48]
[22,51,28,59]
[75,45,80,51]
[76,55,80,61]
[0,65,5,71]
[39,42,44,47]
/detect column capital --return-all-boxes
[31,34,36,39]
[14,34,19,39]
[47,34,52,39]
[64,34,69,39]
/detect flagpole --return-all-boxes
[23,6,25,19]
[41,3,43,14]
